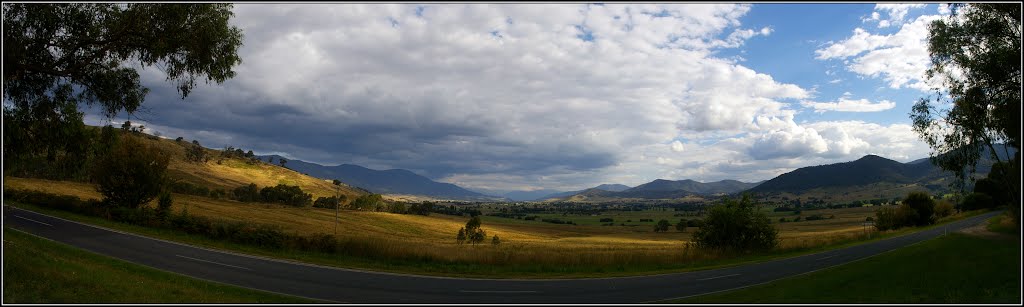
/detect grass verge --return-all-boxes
[987,210,1019,235]
[2,227,320,303]
[663,232,1021,303]
[3,201,989,279]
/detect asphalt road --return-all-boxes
[2,205,1001,303]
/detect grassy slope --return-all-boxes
[666,232,1021,303]
[135,132,366,202]
[2,227,319,303]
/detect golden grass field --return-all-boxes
[2,131,921,266]
[4,174,892,266]
[134,134,366,203]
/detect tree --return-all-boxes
[654,219,671,232]
[3,4,243,177]
[491,235,501,245]
[456,228,466,244]
[693,194,778,251]
[903,192,937,226]
[279,158,288,168]
[185,140,206,163]
[676,219,687,232]
[910,3,1020,225]
[459,216,487,244]
[351,194,384,210]
[232,183,260,202]
[92,135,170,209]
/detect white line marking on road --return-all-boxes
[696,273,740,281]
[816,255,836,261]
[13,215,53,226]
[459,290,540,293]
[176,255,252,271]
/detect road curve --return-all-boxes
[3,205,1001,303]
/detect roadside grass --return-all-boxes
[664,232,1021,304]
[4,199,987,279]
[987,210,1019,235]
[1,227,319,303]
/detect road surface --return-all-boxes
[2,205,1000,303]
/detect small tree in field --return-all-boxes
[692,194,777,251]
[456,228,466,244]
[654,219,671,232]
[457,216,487,244]
[92,136,170,209]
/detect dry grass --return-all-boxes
[2,175,893,267]
[120,133,367,202]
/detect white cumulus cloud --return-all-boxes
[800,97,896,113]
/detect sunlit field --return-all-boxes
[5,175,898,267]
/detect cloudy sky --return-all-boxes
[89,3,956,195]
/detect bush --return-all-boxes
[157,191,173,221]
[599,217,614,223]
[351,194,384,210]
[653,219,671,232]
[903,191,936,226]
[692,194,777,251]
[959,192,995,211]
[232,183,260,202]
[259,184,312,207]
[313,196,342,209]
[934,200,954,218]
[91,135,170,209]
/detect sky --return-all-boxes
[86,3,959,195]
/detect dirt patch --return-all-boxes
[958,223,1019,242]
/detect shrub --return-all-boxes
[692,194,777,251]
[491,235,501,245]
[351,194,384,210]
[232,183,261,202]
[313,196,342,209]
[387,202,407,214]
[654,219,671,232]
[903,191,936,226]
[157,191,173,221]
[91,135,170,209]
[259,184,312,207]
[599,217,614,223]
[959,192,995,211]
[934,200,954,218]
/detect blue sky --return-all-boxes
[87,3,957,194]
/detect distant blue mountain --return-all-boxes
[259,155,501,201]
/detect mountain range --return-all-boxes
[259,144,1014,203]
[746,144,1016,201]
[259,155,501,201]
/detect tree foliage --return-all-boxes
[350,194,384,211]
[458,216,487,244]
[3,4,243,178]
[692,194,777,251]
[654,219,671,232]
[910,3,1020,212]
[91,135,170,209]
[902,191,937,227]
